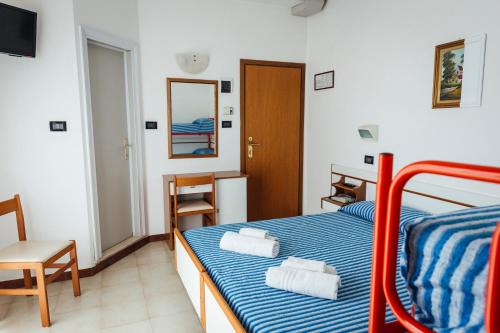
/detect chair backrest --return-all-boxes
[0,194,27,241]
[174,174,215,188]
[173,173,216,214]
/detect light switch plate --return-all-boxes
[223,106,234,115]
[50,121,67,132]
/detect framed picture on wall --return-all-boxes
[314,70,334,90]
[432,39,465,108]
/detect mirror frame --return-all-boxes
[166,78,219,159]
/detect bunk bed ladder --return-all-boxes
[368,153,500,333]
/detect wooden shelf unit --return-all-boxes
[321,167,367,209]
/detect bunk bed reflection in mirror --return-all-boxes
[167,78,218,158]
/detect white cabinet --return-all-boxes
[216,177,247,224]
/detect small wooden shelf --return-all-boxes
[321,167,367,209]
[332,176,366,201]
[321,196,350,208]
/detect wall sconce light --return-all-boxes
[358,125,379,142]
[176,52,209,74]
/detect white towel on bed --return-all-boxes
[239,227,269,239]
[281,257,337,275]
[265,266,341,300]
[220,231,279,258]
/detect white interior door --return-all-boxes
[87,43,133,251]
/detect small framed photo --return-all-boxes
[314,70,334,90]
[432,39,465,108]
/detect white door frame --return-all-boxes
[77,25,146,265]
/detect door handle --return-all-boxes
[122,138,132,160]
[247,137,261,159]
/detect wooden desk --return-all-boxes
[163,171,248,249]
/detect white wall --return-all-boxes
[304,0,500,214]
[0,0,91,280]
[73,0,140,42]
[138,0,307,234]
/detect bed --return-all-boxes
[171,119,215,154]
[368,155,500,333]
[171,123,214,135]
[175,202,426,333]
[171,118,215,135]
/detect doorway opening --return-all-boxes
[78,27,145,264]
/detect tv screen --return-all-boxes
[0,3,37,57]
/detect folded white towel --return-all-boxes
[281,257,337,275]
[266,266,341,300]
[239,227,269,239]
[220,231,279,258]
[325,265,338,275]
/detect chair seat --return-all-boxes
[177,199,214,214]
[0,240,73,263]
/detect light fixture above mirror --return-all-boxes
[175,52,210,74]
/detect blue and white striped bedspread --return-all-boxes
[401,205,500,333]
[171,122,214,134]
[184,212,412,333]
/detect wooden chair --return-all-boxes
[173,173,217,238]
[0,194,81,327]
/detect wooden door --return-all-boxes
[241,60,305,222]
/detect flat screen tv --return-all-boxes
[0,2,37,57]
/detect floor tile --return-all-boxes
[54,288,101,315]
[100,299,149,329]
[138,263,176,282]
[103,256,138,273]
[101,267,140,287]
[99,320,152,333]
[150,310,202,333]
[49,308,101,333]
[101,282,145,307]
[141,273,183,298]
[145,290,194,319]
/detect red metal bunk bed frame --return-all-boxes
[368,153,500,333]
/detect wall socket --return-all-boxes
[364,155,374,165]
[223,106,234,115]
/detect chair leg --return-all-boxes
[170,219,175,251]
[23,269,32,290]
[69,241,81,297]
[35,265,50,328]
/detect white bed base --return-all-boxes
[174,229,245,333]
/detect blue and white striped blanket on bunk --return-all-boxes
[401,204,500,333]
[171,118,215,134]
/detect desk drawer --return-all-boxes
[170,183,212,195]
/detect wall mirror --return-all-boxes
[167,78,218,158]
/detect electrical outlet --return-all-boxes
[223,106,234,115]
[364,155,374,165]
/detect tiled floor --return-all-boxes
[0,242,203,333]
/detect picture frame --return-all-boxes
[432,39,465,109]
[314,70,334,90]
